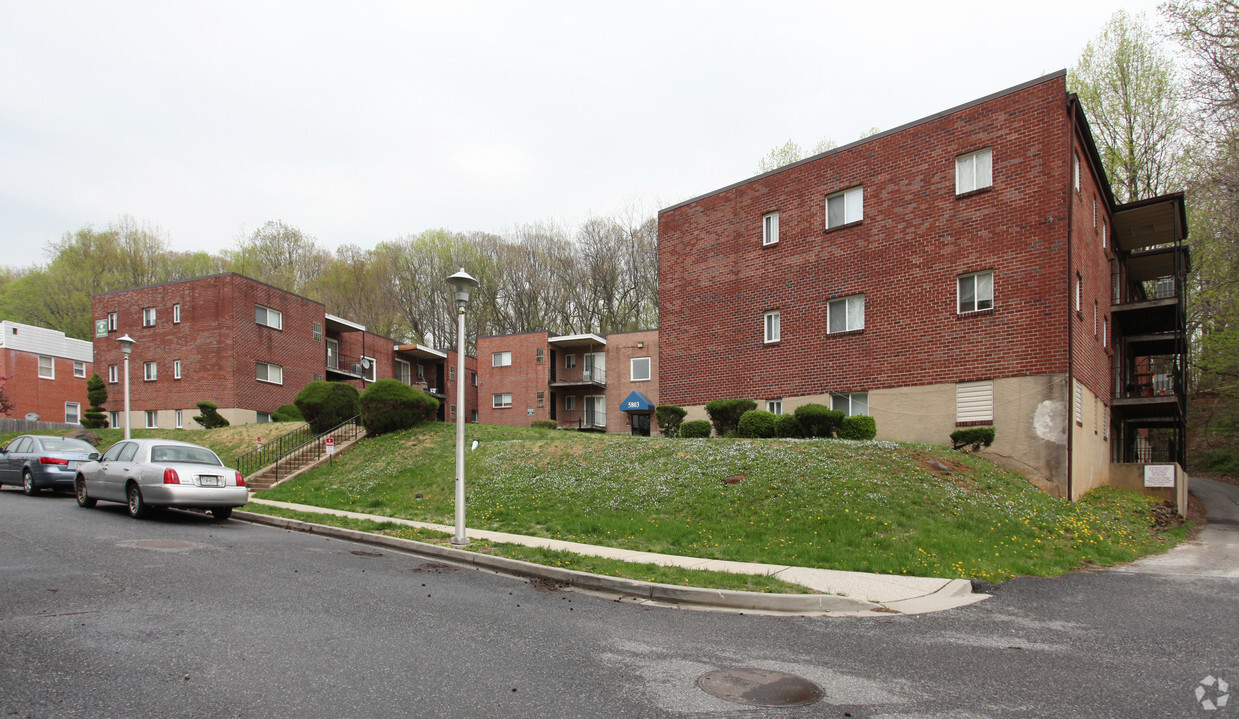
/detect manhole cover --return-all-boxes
[697,668,824,707]
[118,540,198,552]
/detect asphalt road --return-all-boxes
[1,481,1236,719]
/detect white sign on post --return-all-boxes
[325,437,335,455]
[1144,464,1175,488]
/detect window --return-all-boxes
[450,404,457,418]
[109,411,119,428]
[108,364,118,383]
[449,366,456,381]
[493,393,513,408]
[1073,153,1081,191]
[1103,317,1109,348]
[958,271,994,313]
[314,373,323,382]
[255,305,282,330]
[831,392,869,417]
[65,402,81,425]
[1092,198,1097,228]
[107,312,117,331]
[492,351,512,367]
[536,391,545,408]
[257,412,272,423]
[631,357,651,381]
[143,307,156,327]
[955,148,992,194]
[73,361,86,378]
[826,186,863,228]
[764,311,781,343]
[176,410,184,429]
[1094,301,1099,337]
[396,359,411,385]
[763,211,779,246]
[256,362,283,385]
[471,372,478,387]
[173,304,181,323]
[1103,405,1110,440]
[361,356,376,382]
[1074,381,1083,425]
[326,338,339,370]
[565,354,577,369]
[1075,273,1083,313]
[471,409,478,423]
[145,411,157,429]
[143,361,157,381]
[38,355,54,379]
[173,360,182,380]
[416,362,425,380]
[766,399,782,415]
[536,348,544,365]
[313,322,322,342]
[565,396,577,410]
[1102,221,1108,250]
[828,295,865,333]
[956,380,994,423]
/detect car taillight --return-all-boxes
[39,457,69,465]
[235,471,245,488]
[163,468,180,484]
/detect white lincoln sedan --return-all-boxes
[75,439,248,520]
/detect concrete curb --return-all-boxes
[235,510,884,614]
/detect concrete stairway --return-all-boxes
[245,425,363,492]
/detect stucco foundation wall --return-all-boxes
[1108,463,1189,510]
[1070,381,1112,500]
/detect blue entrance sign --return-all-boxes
[621,390,653,412]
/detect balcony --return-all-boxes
[550,365,606,388]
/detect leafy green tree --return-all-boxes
[0,374,14,417]
[81,373,109,428]
[224,220,332,296]
[756,137,838,174]
[193,401,230,429]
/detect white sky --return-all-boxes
[0,0,1165,270]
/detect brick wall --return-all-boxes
[605,329,660,434]
[477,332,550,426]
[658,73,1074,409]
[0,349,91,423]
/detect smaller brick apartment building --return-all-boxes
[477,329,660,435]
[91,273,477,430]
[0,321,93,425]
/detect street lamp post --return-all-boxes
[117,335,137,440]
[446,269,478,546]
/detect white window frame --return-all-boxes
[764,310,781,343]
[73,361,86,378]
[955,148,992,194]
[107,312,117,331]
[38,355,54,379]
[396,359,412,385]
[173,303,181,324]
[175,410,183,429]
[108,364,118,383]
[766,399,782,415]
[827,295,865,334]
[471,372,478,387]
[255,305,283,330]
[956,380,994,423]
[143,361,157,381]
[492,351,512,367]
[631,357,651,382]
[1102,221,1108,250]
[313,322,322,342]
[825,186,864,228]
[65,402,81,425]
[449,365,456,380]
[831,391,869,417]
[361,355,376,382]
[326,338,339,370]
[173,360,182,380]
[1073,153,1081,191]
[1103,317,1109,348]
[493,393,513,409]
[565,395,577,411]
[762,211,779,246]
[145,410,158,429]
[256,361,284,385]
[1075,273,1082,313]
[109,411,119,428]
[565,353,577,369]
[142,307,156,327]
[958,270,994,313]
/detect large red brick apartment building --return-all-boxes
[0,321,93,425]
[657,71,1188,499]
[91,274,477,430]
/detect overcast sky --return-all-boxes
[0,0,1165,270]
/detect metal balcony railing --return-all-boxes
[235,415,363,478]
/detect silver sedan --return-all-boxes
[75,439,248,520]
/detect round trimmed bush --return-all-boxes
[775,413,802,438]
[531,419,557,430]
[837,414,877,440]
[295,381,363,434]
[704,398,756,436]
[360,379,438,436]
[679,419,712,438]
[655,405,687,438]
[794,403,843,438]
[736,409,777,438]
[272,404,304,422]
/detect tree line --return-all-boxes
[0,211,659,353]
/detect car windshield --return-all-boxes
[150,446,223,466]
[39,438,96,453]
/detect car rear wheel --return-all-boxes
[211,507,233,521]
[76,477,97,508]
[22,470,39,496]
[127,484,150,519]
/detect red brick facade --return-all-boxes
[0,322,93,424]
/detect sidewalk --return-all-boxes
[242,497,989,616]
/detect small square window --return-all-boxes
[831,392,869,417]
[493,393,512,408]
[38,355,54,379]
[631,357,651,382]
[762,212,779,246]
[565,354,577,369]
[492,351,512,367]
[958,271,994,313]
[143,361,157,381]
[65,402,81,425]
[828,295,865,333]
[763,311,780,343]
[766,399,782,415]
[142,307,156,327]
[73,361,86,378]
[565,396,577,410]
[255,305,283,330]
[826,186,863,228]
[955,148,992,194]
[256,362,283,385]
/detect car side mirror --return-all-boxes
[89,452,101,461]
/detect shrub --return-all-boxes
[838,414,877,440]
[193,401,230,429]
[774,413,803,438]
[360,379,438,436]
[1201,448,1239,476]
[272,404,304,422]
[705,398,756,436]
[795,404,843,438]
[81,373,109,429]
[295,381,363,433]
[531,419,558,430]
[951,426,995,452]
[655,405,687,438]
[679,420,712,438]
[736,410,777,438]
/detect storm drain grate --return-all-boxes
[697,668,824,707]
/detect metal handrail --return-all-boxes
[237,415,363,479]
[235,422,314,476]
